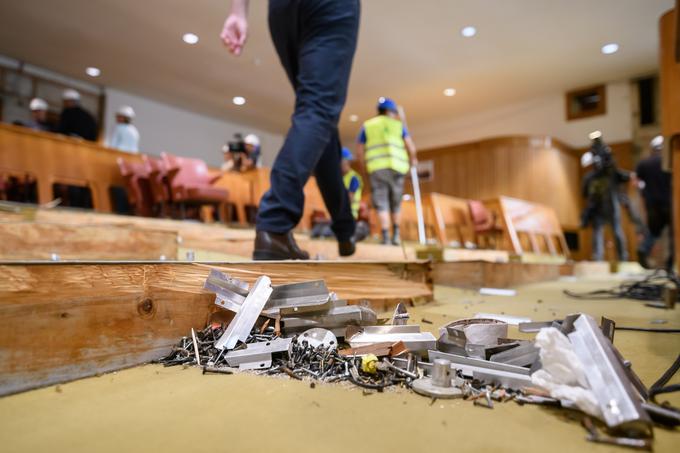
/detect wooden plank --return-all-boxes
[432,260,562,289]
[0,222,178,260]
[0,260,432,396]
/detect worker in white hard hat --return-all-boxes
[58,89,98,141]
[24,98,52,132]
[221,133,262,172]
[109,105,140,153]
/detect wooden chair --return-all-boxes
[161,152,230,222]
[116,158,152,217]
[468,200,504,249]
[141,155,171,217]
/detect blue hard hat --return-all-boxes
[377,97,398,113]
[341,147,353,161]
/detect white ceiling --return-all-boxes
[0,0,674,146]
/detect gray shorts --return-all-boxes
[370,168,405,213]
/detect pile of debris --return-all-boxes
[157,270,679,450]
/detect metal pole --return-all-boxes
[397,105,426,245]
[411,166,426,245]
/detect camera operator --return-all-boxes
[222,133,262,172]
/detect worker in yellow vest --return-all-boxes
[356,97,417,245]
[341,147,362,219]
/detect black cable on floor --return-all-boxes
[563,269,680,302]
[615,326,680,333]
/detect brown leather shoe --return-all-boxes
[253,230,310,260]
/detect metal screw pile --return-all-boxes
[156,324,279,367]
[157,325,416,391]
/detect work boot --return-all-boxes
[391,234,401,246]
[381,229,390,245]
[338,237,356,257]
[637,250,649,269]
[391,226,401,246]
[253,231,310,260]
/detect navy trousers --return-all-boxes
[256,0,360,242]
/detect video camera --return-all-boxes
[227,133,246,153]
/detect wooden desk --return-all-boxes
[0,124,327,230]
[0,123,142,211]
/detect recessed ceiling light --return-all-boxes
[349,114,359,122]
[461,26,477,38]
[85,67,101,77]
[232,96,246,106]
[183,33,199,45]
[443,88,456,97]
[601,43,619,55]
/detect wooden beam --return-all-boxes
[432,260,563,289]
[0,222,178,260]
[0,260,432,396]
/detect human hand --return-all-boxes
[410,156,418,167]
[220,13,248,55]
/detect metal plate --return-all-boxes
[298,328,338,350]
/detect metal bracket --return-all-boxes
[263,280,332,316]
[204,269,249,312]
[215,276,273,350]
[224,337,293,370]
[348,325,436,352]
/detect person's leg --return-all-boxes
[255,0,360,258]
[313,128,355,242]
[389,171,405,245]
[591,216,605,261]
[638,204,661,267]
[370,170,392,244]
[611,209,628,261]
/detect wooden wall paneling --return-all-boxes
[660,8,680,270]
[414,136,581,229]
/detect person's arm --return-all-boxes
[356,143,366,175]
[240,156,255,172]
[221,0,249,56]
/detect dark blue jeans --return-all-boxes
[256,0,360,242]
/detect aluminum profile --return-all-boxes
[215,276,273,350]
[567,314,651,436]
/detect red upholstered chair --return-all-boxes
[468,200,504,249]
[160,152,230,221]
[141,155,172,217]
[117,158,152,217]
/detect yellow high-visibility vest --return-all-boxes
[363,115,409,175]
[343,168,362,219]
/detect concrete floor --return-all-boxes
[0,277,678,453]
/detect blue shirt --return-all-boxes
[347,175,360,193]
[357,124,409,144]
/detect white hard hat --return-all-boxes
[29,98,48,111]
[62,89,81,101]
[650,135,664,149]
[588,130,602,140]
[581,151,594,168]
[117,105,135,119]
[244,134,260,147]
